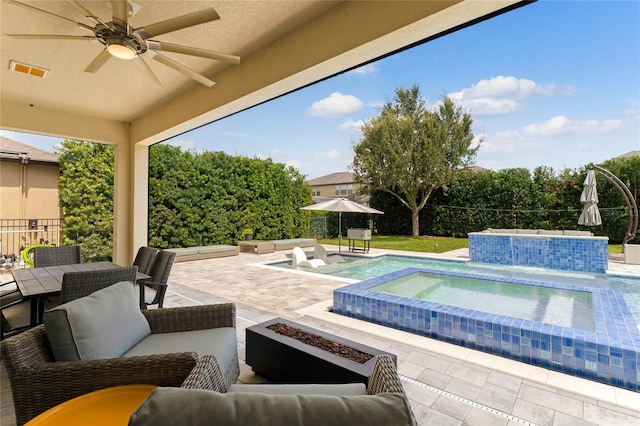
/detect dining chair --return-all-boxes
[58,266,139,305]
[0,280,31,340]
[33,246,82,267]
[133,246,159,275]
[139,250,176,309]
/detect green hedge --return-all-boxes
[371,157,639,244]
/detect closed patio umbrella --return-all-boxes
[578,169,602,226]
[301,198,384,253]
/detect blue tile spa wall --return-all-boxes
[468,233,608,274]
[333,268,640,392]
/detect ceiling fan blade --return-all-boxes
[152,53,215,87]
[111,0,129,27]
[7,34,95,41]
[84,50,112,73]
[65,0,102,26]
[6,0,93,32]
[149,41,241,65]
[133,57,162,88]
[135,9,219,39]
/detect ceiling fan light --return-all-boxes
[107,42,136,60]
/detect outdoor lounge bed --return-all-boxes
[165,245,239,263]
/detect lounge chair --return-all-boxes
[291,247,325,268]
[313,244,345,264]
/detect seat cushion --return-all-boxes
[44,281,151,361]
[228,383,367,396]
[129,388,416,426]
[123,327,237,374]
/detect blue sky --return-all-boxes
[3,0,639,180]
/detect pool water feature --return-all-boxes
[333,267,640,392]
[370,272,595,331]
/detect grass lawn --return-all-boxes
[317,235,623,254]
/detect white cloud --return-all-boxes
[318,149,340,159]
[451,76,555,100]
[448,76,555,116]
[166,138,196,150]
[286,159,303,169]
[521,116,623,136]
[348,63,378,75]
[306,92,363,117]
[339,119,364,132]
[460,97,523,115]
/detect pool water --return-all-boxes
[273,254,640,325]
[371,272,595,331]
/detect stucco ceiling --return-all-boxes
[1,0,529,147]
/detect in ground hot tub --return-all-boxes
[333,267,640,391]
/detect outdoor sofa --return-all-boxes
[130,354,417,425]
[165,245,239,262]
[1,282,239,425]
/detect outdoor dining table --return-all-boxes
[11,261,151,325]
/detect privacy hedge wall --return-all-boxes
[148,145,311,249]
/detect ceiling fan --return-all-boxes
[5,0,241,87]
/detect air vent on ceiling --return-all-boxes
[9,60,49,79]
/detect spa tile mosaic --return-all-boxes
[468,233,608,273]
[334,267,640,392]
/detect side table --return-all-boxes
[25,385,156,426]
[238,240,275,254]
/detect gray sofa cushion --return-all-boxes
[122,327,237,373]
[43,281,151,361]
[129,388,416,426]
[228,383,367,396]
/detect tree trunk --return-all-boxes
[411,207,420,237]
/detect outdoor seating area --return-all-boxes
[1,282,240,425]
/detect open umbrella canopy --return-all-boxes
[301,198,384,215]
[578,170,602,226]
[301,198,383,253]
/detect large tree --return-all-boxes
[352,85,480,236]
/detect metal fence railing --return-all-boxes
[0,218,63,268]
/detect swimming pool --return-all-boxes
[272,254,640,324]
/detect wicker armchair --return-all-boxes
[1,303,239,425]
[33,245,81,267]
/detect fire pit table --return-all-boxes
[245,317,397,384]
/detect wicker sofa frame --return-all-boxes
[1,303,240,425]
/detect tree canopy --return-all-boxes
[352,85,480,236]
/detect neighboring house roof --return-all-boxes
[307,172,355,186]
[616,150,640,159]
[0,136,59,164]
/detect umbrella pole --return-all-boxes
[338,212,342,254]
